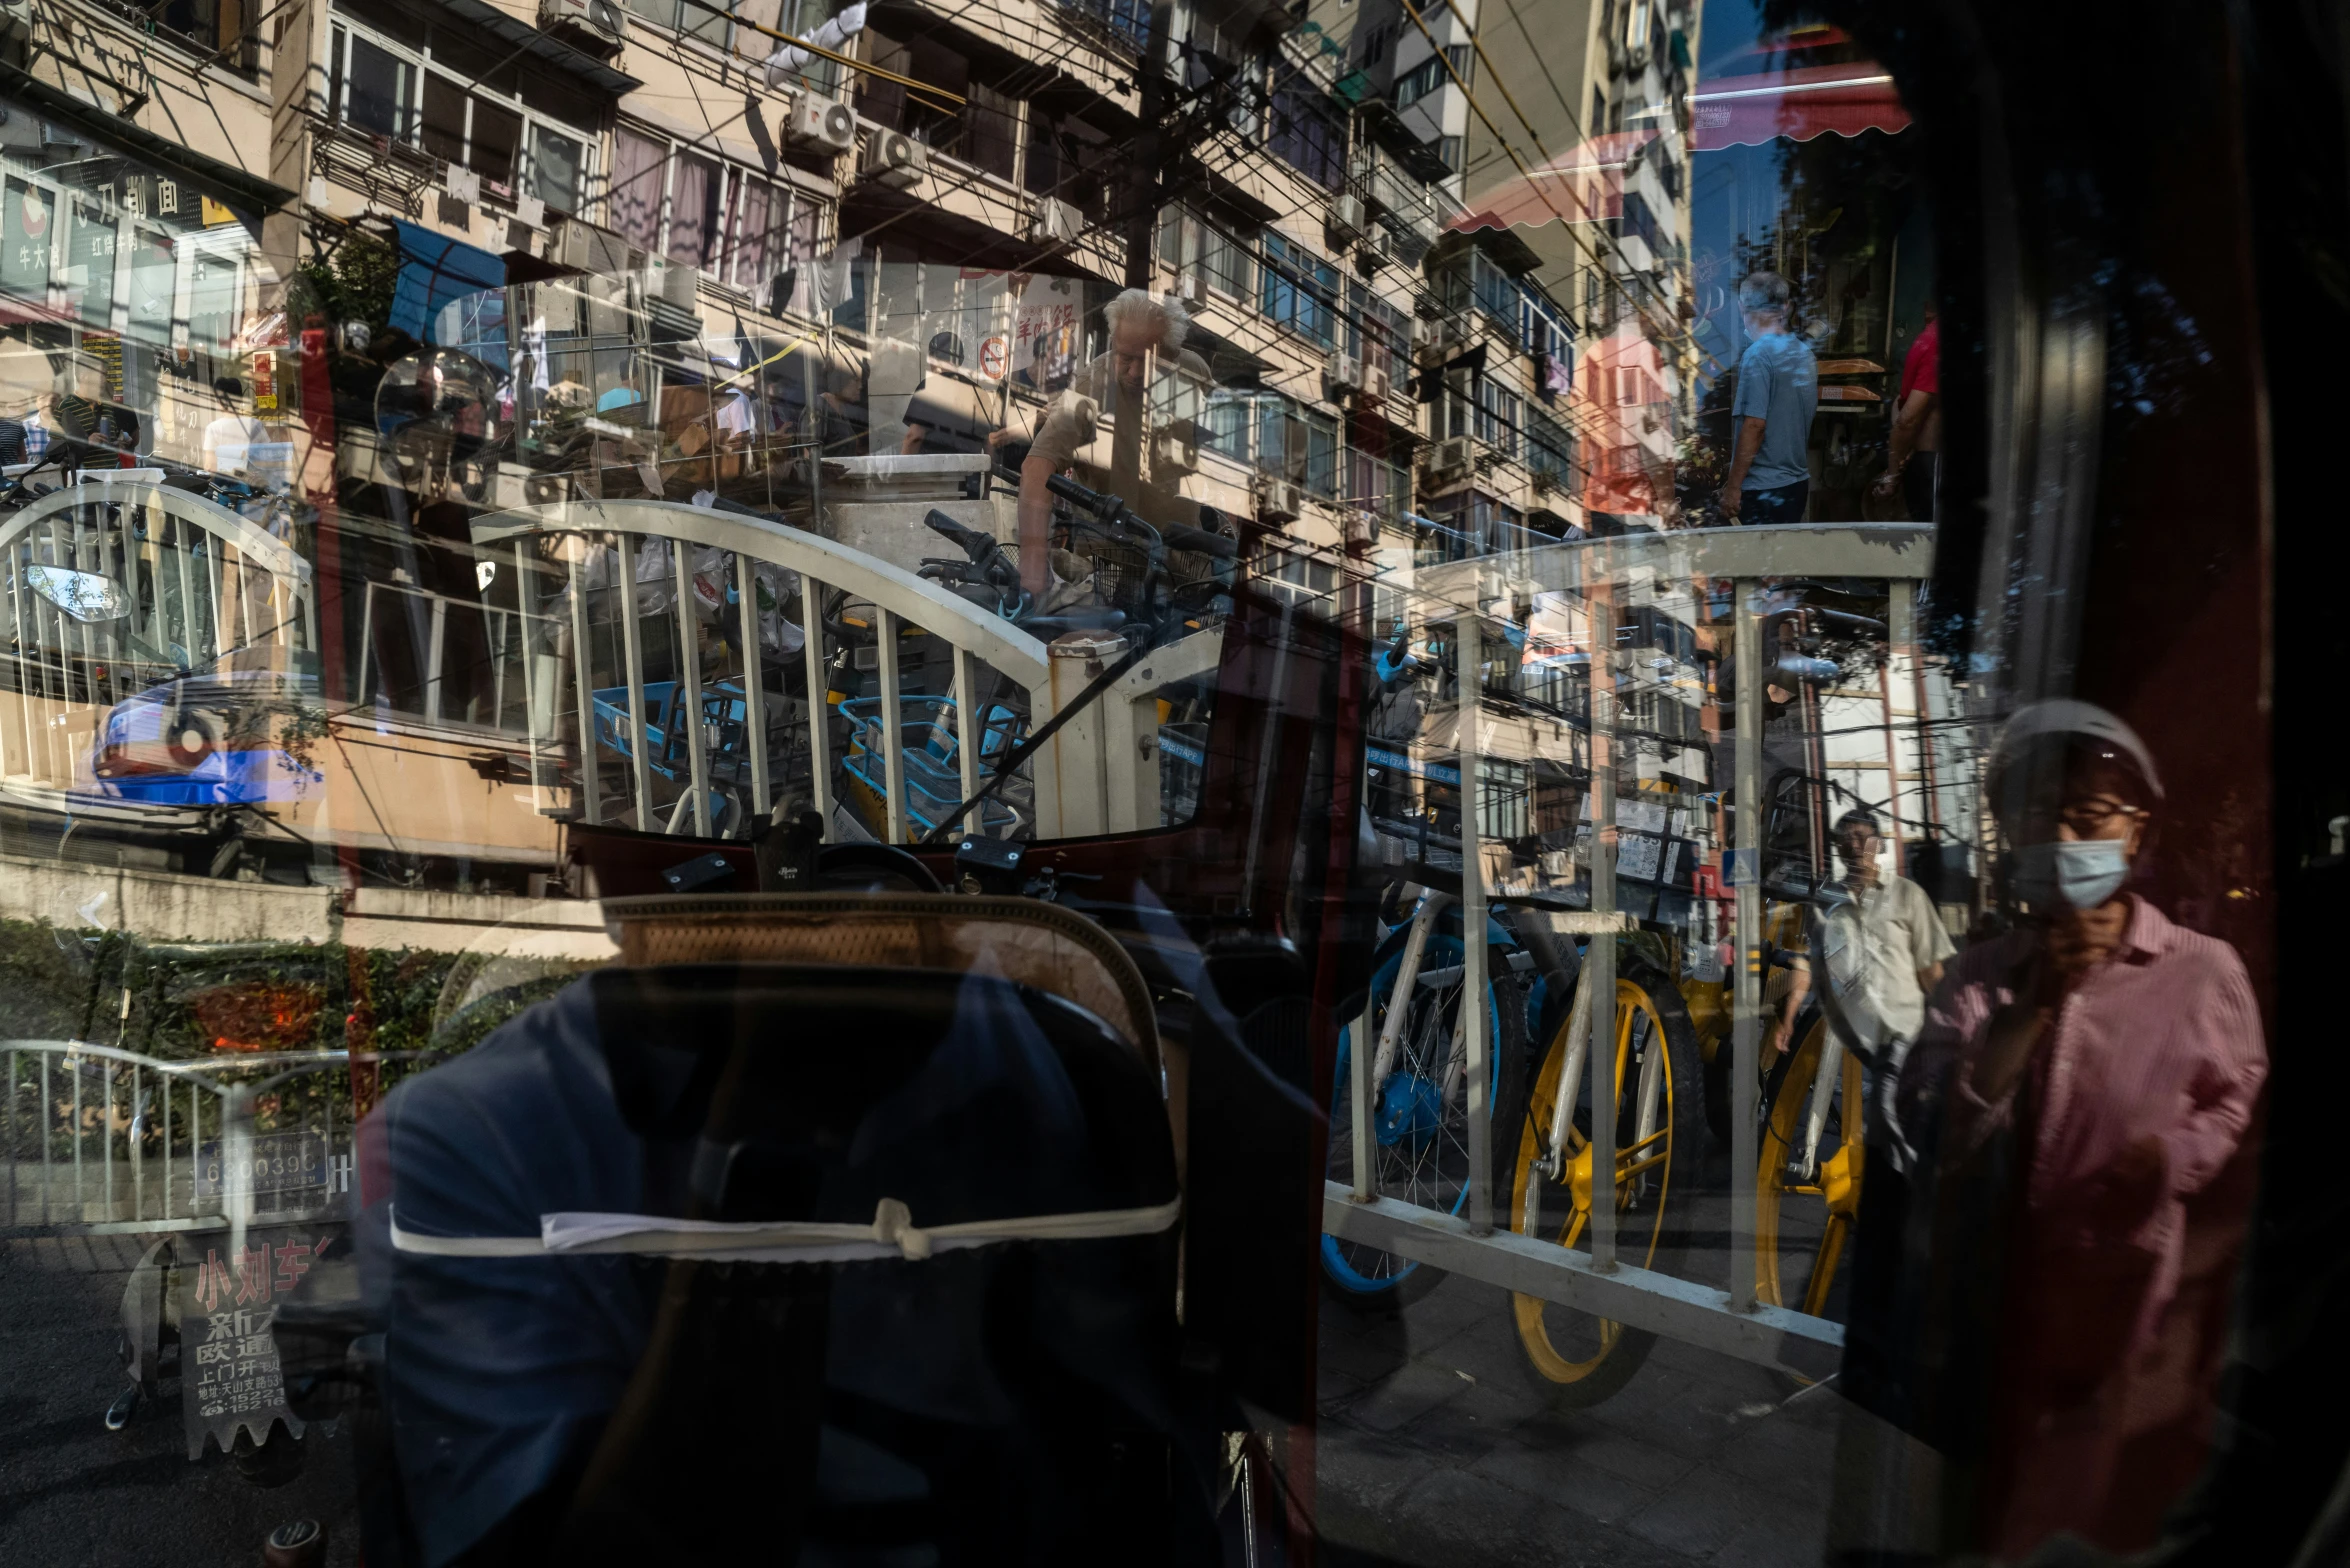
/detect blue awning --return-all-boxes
[387,221,507,342]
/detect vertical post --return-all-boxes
[875,608,908,844]
[737,554,772,820]
[1457,613,1491,1237]
[1731,577,1763,1312]
[567,547,601,825]
[161,1059,171,1219]
[673,539,712,836]
[618,537,654,830]
[514,541,545,807]
[951,645,981,834]
[1586,580,1618,1270]
[801,573,833,837]
[1350,995,1376,1203]
[423,597,448,724]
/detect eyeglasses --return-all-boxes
[2035,796,2144,834]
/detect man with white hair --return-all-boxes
[1009,287,1209,598]
[1719,270,1818,524]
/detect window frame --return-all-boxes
[613,121,827,291]
[328,18,600,216]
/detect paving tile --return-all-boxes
[1621,1463,1789,1559]
[1713,1413,1838,1505]
[1478,1435,1666,1526]
[1316,1428,1447,1516]
[1337,1357,1475,1435]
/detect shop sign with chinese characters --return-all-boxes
[175,1226,338,1458]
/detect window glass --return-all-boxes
[610,127,666,252]
[667,153,720,268]
[530,125,585,214]
[344,34,414,139]
[420,74,467,168]
[469,99,521,190]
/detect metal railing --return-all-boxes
[0,1039,426,1242]
[471,499,1062,842]
[1327,522,1936,1378]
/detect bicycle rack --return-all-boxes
[1327,522,1941,1378]
[471,499,1216,845]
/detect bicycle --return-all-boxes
[1502,945,1704,1408]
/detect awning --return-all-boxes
[1451,129,1657,235]
[0,60,296,219]
[1690,62,1910,151]
[387,221,508,341]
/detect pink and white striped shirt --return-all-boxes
[1894,895,2267,1553]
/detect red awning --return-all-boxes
[1452,129,1658,234]
[1691,62,1910,151]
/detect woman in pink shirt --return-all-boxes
[1889,701,2267,1556]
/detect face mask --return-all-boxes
[2009,839,2130,911]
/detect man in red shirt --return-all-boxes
[1872,302,1941,521]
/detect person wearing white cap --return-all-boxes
[1863,699,2268,1557]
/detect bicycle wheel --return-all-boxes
[1322,930,1527,1310]
[1755,1016,1865,1318]
[1507,965,1701,1408]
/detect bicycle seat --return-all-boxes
[600,891,1158,1072]
[363,960,1202,1566]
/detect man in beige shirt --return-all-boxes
[1008,288,1211,599]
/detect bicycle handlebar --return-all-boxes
[1039,472,1240,560]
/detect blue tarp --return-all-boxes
[386,220,506,343]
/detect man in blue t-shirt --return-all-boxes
[1721,272,1818,524]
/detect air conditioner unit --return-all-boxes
[1174,272,1208,309]
[1327,192,1367,248]
[1152,426,1198,476]
[783,95,856,153]
[1322,351,1363,401]
[1363,363,1392,404]
[1030,196,1083,243]
[1254,475,1303,525]
[1422,435,1474,487]
[537,0,625,57]
[860,128,927,189]
[1412,317,1464,368]
[1343,510,1380,549]
[555,217,629,274]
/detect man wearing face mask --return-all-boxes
[1872,701,2268,1559]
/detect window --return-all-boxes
[614,126,823,289]
[1202,219,1252,299]
[625,0,733,47]
[1476,379,1520,459]
[1469,251,1520,336]
[342,34,415,141]
[1269,79,1345,191]
[611,128,666,252]
[1253,394,1338,494]
[666,153,722,270]
[1261,231,1339,346]
[1350,283,1409,385]
[965,85,1021,183]
[330,22,595,210]
[153,0,258,73]
[1393,46,1470,109]
[1529,406,1575,487]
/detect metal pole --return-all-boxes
[673,539,713,835]
[951,645,981,834]
[1457,614,1491,1237]
[618,537,654,830]
[568,548,601,825]
[801,573,834,838]
[737,553,772,820]
[875,608,908,844]
[1732,576,1763,1312]
[1587,580,1617,1271]
[1350,994,1377,1203]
